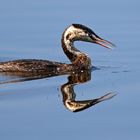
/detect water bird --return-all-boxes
[0,24,115,75]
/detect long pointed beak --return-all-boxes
[94,36,116,49]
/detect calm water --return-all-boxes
[0,0,140,139]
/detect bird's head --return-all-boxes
[64,24,115,49]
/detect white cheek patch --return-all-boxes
[63,25,92,56]
[63,28,85,56]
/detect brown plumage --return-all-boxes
[0,24,115,76]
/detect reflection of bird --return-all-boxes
[61,70,116,112]
[0,24,115,74]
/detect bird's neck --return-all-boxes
[61,33,91,69]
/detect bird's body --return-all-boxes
[0,59,65,73]
[0,24,114,75]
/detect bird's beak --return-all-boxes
[93,36,115,49]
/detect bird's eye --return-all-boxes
[88,33,93,38]
[84,30,88,34]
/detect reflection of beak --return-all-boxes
[94,36,116,49]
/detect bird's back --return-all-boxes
[0,59,65,73]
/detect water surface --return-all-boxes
[0,0,140,140]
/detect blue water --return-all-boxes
[0,0,140,139]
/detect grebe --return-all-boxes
[0,24,115,74]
